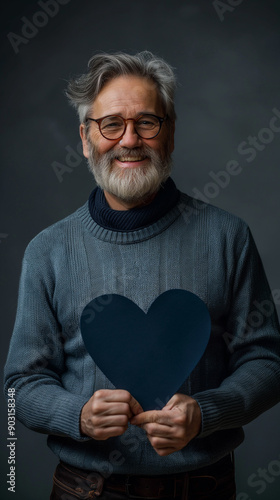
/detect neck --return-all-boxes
[104,190,157,211]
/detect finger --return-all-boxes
[147,436,176,447]
[162,402,174,410]
[93,390,142,415]
[94,426,128,440]
[146,436,177,456]
[131,410,173,426]
[142,422,174,437]
[153,447,176,457]
[130,410,159,426]
[163,393,196,412]
[93,414,129,428]
[99,390,143,415]
[95,402,132,416]
[98,389,133,402]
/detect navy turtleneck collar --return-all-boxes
[88,177,180,232]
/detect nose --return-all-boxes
[119,120,142,148]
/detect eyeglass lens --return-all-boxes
[100,115,160,139]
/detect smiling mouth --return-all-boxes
[116,156,148,163]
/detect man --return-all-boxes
[4,51,280,500]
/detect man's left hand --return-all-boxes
[130,394,201,456]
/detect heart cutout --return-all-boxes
[80,289,211,410]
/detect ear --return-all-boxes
[80,123,90,159]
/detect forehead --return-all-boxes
[92,75,163,116]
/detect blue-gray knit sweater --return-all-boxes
[4,184,280,475]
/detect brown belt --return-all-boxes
[59,454,233,499]
[103,455,232,499]
[105,472,190,498]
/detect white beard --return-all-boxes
[86,141,172,204]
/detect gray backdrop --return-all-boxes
[1,0,280,499]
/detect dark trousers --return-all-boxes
[50,455,236,500]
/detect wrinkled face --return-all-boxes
[80,75,174,204]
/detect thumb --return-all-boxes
[162,394,177,410]
[129,395,143,415]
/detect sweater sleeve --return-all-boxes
[4,238,90,441]
[194,226,280,437]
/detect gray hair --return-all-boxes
[65,51,177,124]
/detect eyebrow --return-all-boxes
[95,111,159,120]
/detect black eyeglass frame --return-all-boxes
[85,114,167,140]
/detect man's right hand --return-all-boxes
[80,389,143,440]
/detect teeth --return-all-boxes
[118,157,146,162]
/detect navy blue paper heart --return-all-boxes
[80,289,211,410]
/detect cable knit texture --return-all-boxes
[4,180,280,474]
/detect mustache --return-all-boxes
[101,145,154,160]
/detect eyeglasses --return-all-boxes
[85,114,166,140]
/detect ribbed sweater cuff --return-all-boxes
[17,390,91,442]
[51,393,91,441]
[193,390,242,438]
